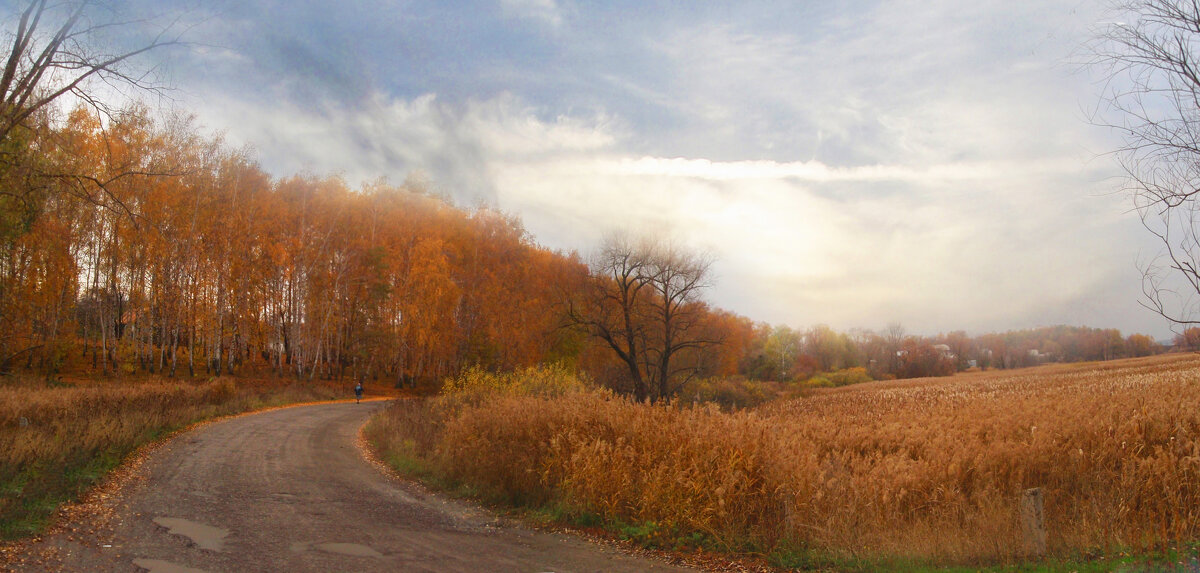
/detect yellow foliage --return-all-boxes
[804,366,872,388]
[438,363,593,408]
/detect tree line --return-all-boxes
[0,102,1177,391]
[0,0,1178,397]
[2,105,610,384]
[732,323,1171,383]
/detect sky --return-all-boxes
[81,0,1178,339]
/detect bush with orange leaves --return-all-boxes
[368,355,1200,565]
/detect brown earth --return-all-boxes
[2,400,695,572]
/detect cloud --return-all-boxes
[641,1,1103,169]
[608,156,1006,182]
[185,89,615,204]
[488,144,1141,335]
[150,0,1173,338]
[181,77,1157,335]
[499,0,564,28]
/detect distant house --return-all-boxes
[120,309,140,325]
[117,308,141,338]
[1027,348,1051,364]
[933,344,953,358]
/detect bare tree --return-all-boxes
[1093,0,1200,325]
[942,330,973,371]
[568,234,717,402]
[642,240,717,399]
[883,322,905,374]
[0,0,180,144]
[0,0,183,229]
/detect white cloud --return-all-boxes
[499,0,563,28]
[185,89,614,202]
[183,83,1158,335]
[166,0,1174,338]
[609,156,1006,182]
[645,1,1104,170]
[489,147,1141,334]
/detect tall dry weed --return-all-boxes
[369,355,1200,565]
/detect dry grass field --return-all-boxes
[367,355,1200,568]
[0,376,344,539]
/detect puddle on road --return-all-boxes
[290,541,384,558]
[153,517,229,552]
[132,558,213,573]
[315,542,384,557]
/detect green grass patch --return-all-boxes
[761,548,1196,573]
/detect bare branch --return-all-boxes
[567,232,718,402]
[1094,0,1200,325]
[0,0,184,146]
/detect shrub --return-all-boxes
[686,377,771,410]
[802,367,872,388]
[439,363,589,409]
[825,366,872,386]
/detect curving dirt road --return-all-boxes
[5,401,695,572]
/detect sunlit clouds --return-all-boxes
[138,0,1166,337]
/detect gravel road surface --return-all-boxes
[5,400,694,572]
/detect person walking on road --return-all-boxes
[354,381,364,403]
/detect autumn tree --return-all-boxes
[694,309,755,378]
[0,0,179,374]
[569,234,716,402]
[0,1,701,386]
[1126,333,1158,356]
[941,330,974,370]
[805,324,858,372]
[882,322,906,374]
[0,0,179,239]
[897,339,956,378]
[760,325,802,381]
[1177,327,1200,350]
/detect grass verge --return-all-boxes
[0,374,343,540]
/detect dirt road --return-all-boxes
[6,401,694,572]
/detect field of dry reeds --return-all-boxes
[366,355,1200,567]
[0,376,342,539]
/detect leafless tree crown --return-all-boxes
[1094,0,1200,325]
[0,0,182,144]
[570,233,718,402]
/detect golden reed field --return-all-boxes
[367,355,1200,566]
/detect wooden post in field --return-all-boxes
[781,489,796,534]
[1020,487,1047,557]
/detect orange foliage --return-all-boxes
[0,106,613,384]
